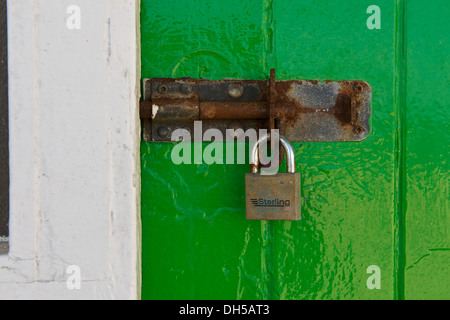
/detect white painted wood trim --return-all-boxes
[0,0,141,300]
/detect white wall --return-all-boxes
[0,0,141,299]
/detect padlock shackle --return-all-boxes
[250,134,296,174]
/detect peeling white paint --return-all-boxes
[152,104,159,119]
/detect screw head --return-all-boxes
[180,84,193,94]
[157,126,170,138]
[228,84,244,99]
[354,125,365,135]
[157,84,168,94]
[353,85,364,93]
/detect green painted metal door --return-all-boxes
[141,0,449,300]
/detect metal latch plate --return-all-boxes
[140,74,371,142]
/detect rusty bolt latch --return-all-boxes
[140,69,372,142]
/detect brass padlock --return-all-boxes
[245,134,301,221]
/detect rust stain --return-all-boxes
[272,80,369,137]
[200,102,269,120]
[333,87,353,126]
[139,100,153,119]
[250,163,259,174]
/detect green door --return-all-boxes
[141,0,449,300]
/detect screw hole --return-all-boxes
[354,125,364,134]
[180,84,192,94]
[353,85,363,93]
[158,84,168,94]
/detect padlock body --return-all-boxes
[245,173,301,221]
